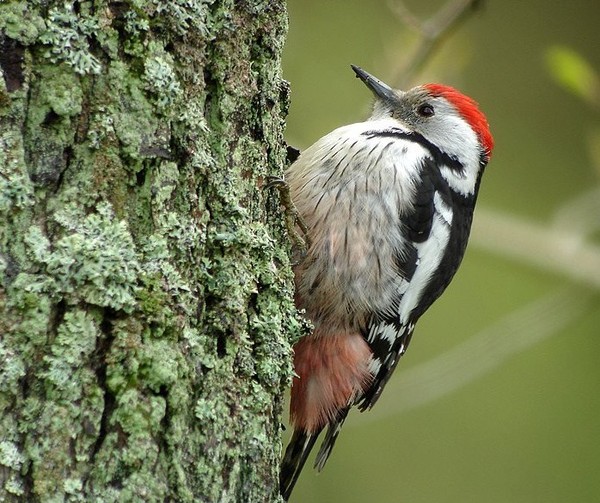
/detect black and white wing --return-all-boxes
[360,129,477,411]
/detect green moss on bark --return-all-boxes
[0,1,300,501]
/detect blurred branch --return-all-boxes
[390,0,484,87]
[353,287,594,424]
[472,201,600,290]
[552,185,600,236]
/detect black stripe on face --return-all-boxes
[362,128,465,173]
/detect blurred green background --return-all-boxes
[282,0,600,502]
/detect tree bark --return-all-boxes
[0,1,299,501]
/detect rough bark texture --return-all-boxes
[0,1,301,501]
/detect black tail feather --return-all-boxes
[314,407,350,471]
[280,428,322,501]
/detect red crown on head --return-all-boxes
[425,84,494,160]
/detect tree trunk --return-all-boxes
[0,1,299,501]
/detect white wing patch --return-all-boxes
[398,192,453,324]
[434,190,453,225]
[368,357,382,376]
[378,323,399,344]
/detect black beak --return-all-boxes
[351,65,398,102]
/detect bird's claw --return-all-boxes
[265,176,311,256]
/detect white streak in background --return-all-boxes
[552,186,600,238]
[471,207,600,289]
[353,287,594,425]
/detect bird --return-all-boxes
[279,65,494,500]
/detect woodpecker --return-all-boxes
[279,65,494,500]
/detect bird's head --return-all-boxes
[351,65,494,168]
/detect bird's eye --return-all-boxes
[417,104,435,117]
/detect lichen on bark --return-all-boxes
[0,1,300,501]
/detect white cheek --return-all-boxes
[426,117,482,196]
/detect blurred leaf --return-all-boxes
[545,45,600,106]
